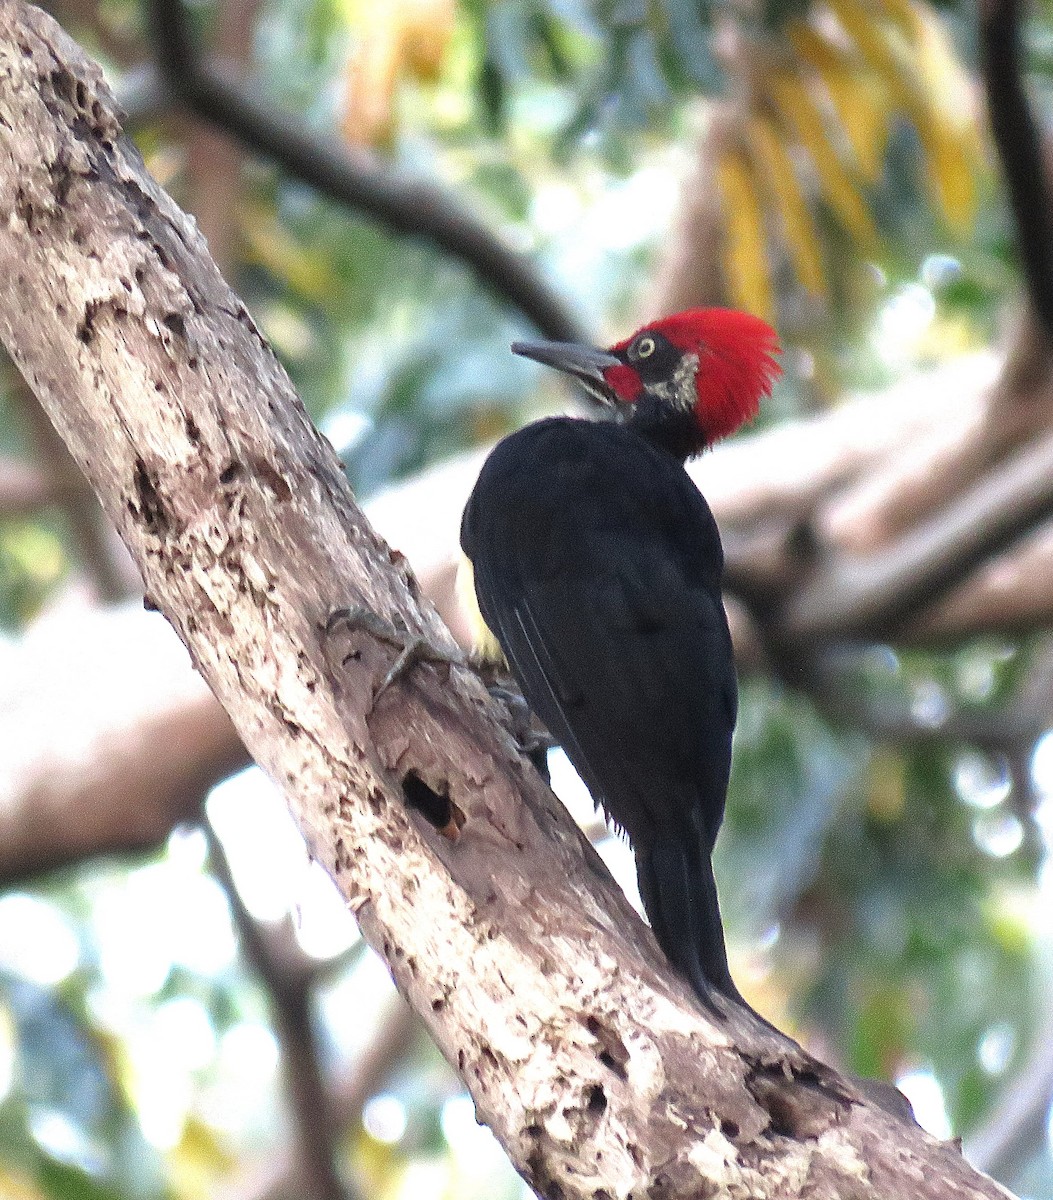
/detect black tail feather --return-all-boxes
[637,827,745,1011]
[636,829,918,1121]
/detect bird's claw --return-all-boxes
[325,605,462,706]
[487,683,554,781]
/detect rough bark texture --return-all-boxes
[0,5,1016,1198]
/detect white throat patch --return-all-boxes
[647,351,699,412]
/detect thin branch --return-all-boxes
[979,0,1053,342]
[779,426,1053,641]
[225,996,419,1200]
[785,649,1049,756]
[205,823,355,1200]
[143,0,588,345]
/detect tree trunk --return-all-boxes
[0,4,1016,1197]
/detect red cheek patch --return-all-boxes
[603,363,643,402]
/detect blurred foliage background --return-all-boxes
[1,0,1052,1198]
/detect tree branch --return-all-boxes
[648,109,728,315]
[966,1004,1053,1183]
[223,995,419,1200]
[905,522,1053,641]
[823,0,1053,557]
[206,822,354,1200]
[143,0,588,345]
[778,425,1053,641]
[180,0,260,282]
[0,6,1010,1196]
[784,648,1049,756]
[980,0,1053,342]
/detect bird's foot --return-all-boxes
[324,606,462,706]
[487,684,555,782]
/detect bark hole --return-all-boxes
[585,1015,629,1080]
[76,297,103,344]
[402,770,455,832]
[131,458,168,535]
[585,1083,607,1117]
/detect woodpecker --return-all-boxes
[460,309,780,1010]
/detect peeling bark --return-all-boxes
[0,5,1018,1198]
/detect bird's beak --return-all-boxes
[512,339,623,407]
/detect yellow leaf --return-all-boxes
[910,2,982,232]
[343,9,404,147]
[747,115,826,298]
[879,0,919,35]
[341,0,456,146]
[401,0,457,81]
[0,1168,46,1200]
[715,147,775,323]
[917,120,978,236]
[789,22,890,183]
[828,0,982,234]
[768,71,878,248]
[240,204,342,304]
[826,0,917,114]
[167,1115,235,1200]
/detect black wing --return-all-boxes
[462,417,741,1002]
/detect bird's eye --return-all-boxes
[635,336,656,359]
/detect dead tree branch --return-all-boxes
[0,6,1010,1196]
[808,0,1053,554]
[2,358,1049,892]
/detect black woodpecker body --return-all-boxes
[460,309,780,1010]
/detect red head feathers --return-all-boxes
[512,308,780,459]
[607,309,780,444]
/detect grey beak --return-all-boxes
[512,339,623,406]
